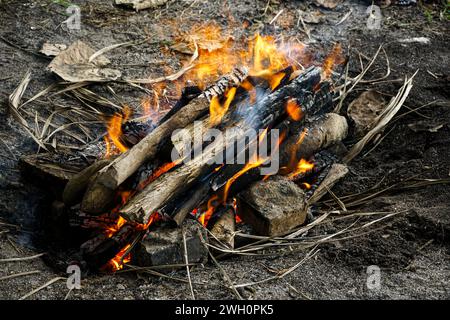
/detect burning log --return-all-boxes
[280,112,349,169]
[133,219,207,267]
[120,66,323,224]
[211,112,348,196]
[237,176,307,237]
[81,223,137,269]
[81,67,248,214]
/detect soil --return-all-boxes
[0,0,449,300]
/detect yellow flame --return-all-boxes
[209,87,236,126]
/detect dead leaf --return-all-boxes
[347,90,386,138]
[115,0,168,11]
[298,10,323,24]
[48,40,121,82]
[314,0,342,9]
[40,42,67,57]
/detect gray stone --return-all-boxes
[134,219,208,267]
[238,176,307,236]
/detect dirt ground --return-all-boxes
[0,0,449,300]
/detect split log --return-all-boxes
[279,112,349,168]
[120,66,322,224]
[81,67,248,214]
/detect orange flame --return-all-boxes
[209,87,237,126]
[104,106,131,157]
[286,99,302,121]
[138,160,181,191]
[198,195,219,227]
[102,244,131,272]
[288,159,314,179]
[104,216,127,238]
[301,182,312,190]
[322,43,345,79]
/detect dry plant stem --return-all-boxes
[344,73,416,163]
[234,247,319,289]
[19,277,66,300]
[81,68,247,214]
[0,253,46,263]
[182,230,196,300]
[0,270,41,281]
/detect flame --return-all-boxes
[288,159,314,179]
[288,129,308,171]
[137,211,162,231]
[104,106,131,157]
[322,43,345,79]
[102,244,131,272]
[209,87,237,126]
[301,182,312,190]
[286,99,302,121]
[104,216,127,238]
[198,195,219,227]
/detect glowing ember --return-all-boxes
[286,98,302,121]
[138,160,181,191]
[288,159,314,179]
[301,182,312,190]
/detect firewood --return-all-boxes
[62,159,111,206]
[120,66,322,224]
[211,112,348,194]
[279,112,349,167]
[81,67,248,214]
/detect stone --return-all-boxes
[133,219,208,267]
[238,176,307,236]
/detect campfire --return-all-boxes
[13,24,415,274]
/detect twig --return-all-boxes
[199,230,243,299]
[19,277,66,300]
[0,270,40,281]
[64,288,73,300]
[182,230,196,300]
[270,9,284,25]
[0,253,45,263]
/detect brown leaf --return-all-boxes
[314,0,342,9]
